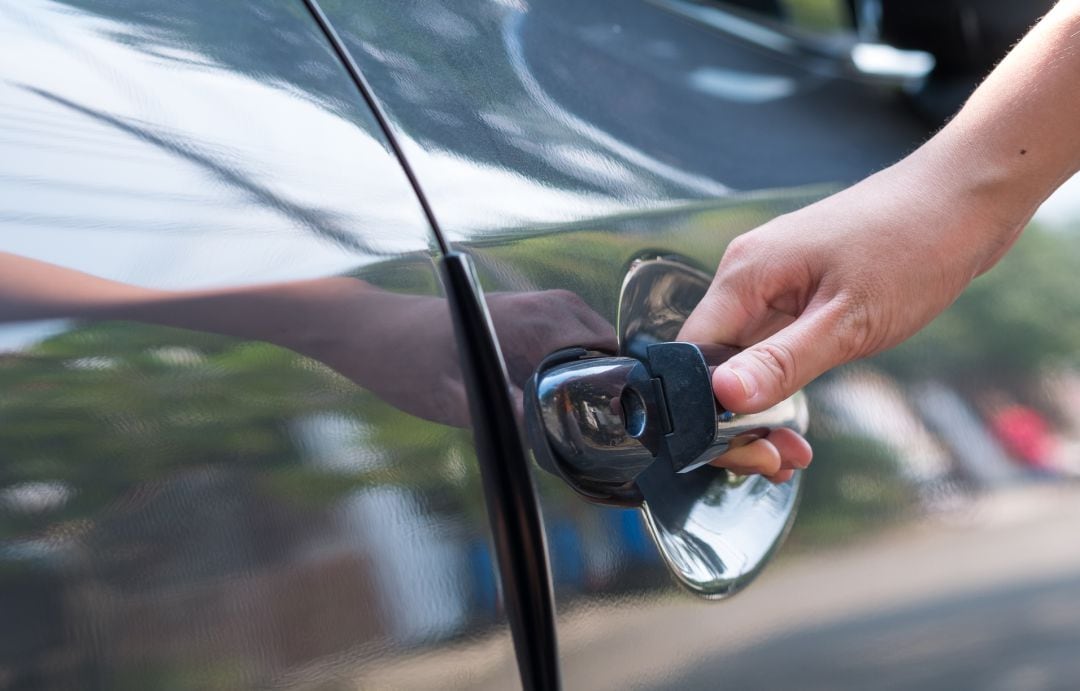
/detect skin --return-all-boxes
[681,0,1080,481]
[9,3,1080,480]
[0,252,615,427]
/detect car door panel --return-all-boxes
[323,0,1080,689]
[313,0,927,237]
[8,0,1080,689]
[0,2,520,689]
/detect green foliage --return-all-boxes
[0,320,483,539]
[110,659,249,691]
[784,0,851,32]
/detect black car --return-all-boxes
[2,1,1079,689]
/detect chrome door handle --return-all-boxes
[522,259,806,598]
[524,341,808,505]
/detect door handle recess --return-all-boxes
[524,341,808,506]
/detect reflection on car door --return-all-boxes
[0,2,522,689]
[324,0,1080,688]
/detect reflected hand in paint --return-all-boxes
[0,252,616,427]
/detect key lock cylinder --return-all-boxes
[525,342,809,506]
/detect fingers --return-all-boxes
[766,427,813,469]
[709,427,812,483]
[679,236,833,415]
[542,289,617,351]
[711,305,849,414]
[572,302,618,350]
[713,437,780,476]
[678,280,752,346]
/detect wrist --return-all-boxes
[901,126,1047,274]
[914,0,1080,251]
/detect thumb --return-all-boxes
[713,308,845,414]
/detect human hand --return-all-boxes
[679,150,1033,481]
[487,289,617,389]
[0,251,616,428]
[282,285,614,426]
[262,285,614,427]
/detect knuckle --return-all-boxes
[721,234,755,268]
[754,439,783,476]
[547,288,579,302]
[751,340,800,396]
[548,289,593,315]
[718,229,800,299]
[704,240,761,306]
[834,304,873,359]
[829,277,883,359]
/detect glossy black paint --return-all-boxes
[301,0,451,257]
[5,0,1080,689]
[0,1,526,687]
[318,0,930,240]
[314,1,1080,688]
[879,0,1053,73]
[301,4,558,683]
[441,253,561,691]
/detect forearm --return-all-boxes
[126,277,382,349]
[0,252,166,322]
[0,252,385,359]
[913,0,1080,267]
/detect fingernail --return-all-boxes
[718,364,756,401]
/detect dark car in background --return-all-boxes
[2,1,1080,689]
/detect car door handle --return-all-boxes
[524,341,808,505]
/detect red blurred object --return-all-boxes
[990,405,1057,470]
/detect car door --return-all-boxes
[318,0,1080,689]
[0,2,526,689]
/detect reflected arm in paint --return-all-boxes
[0,252,615,427]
